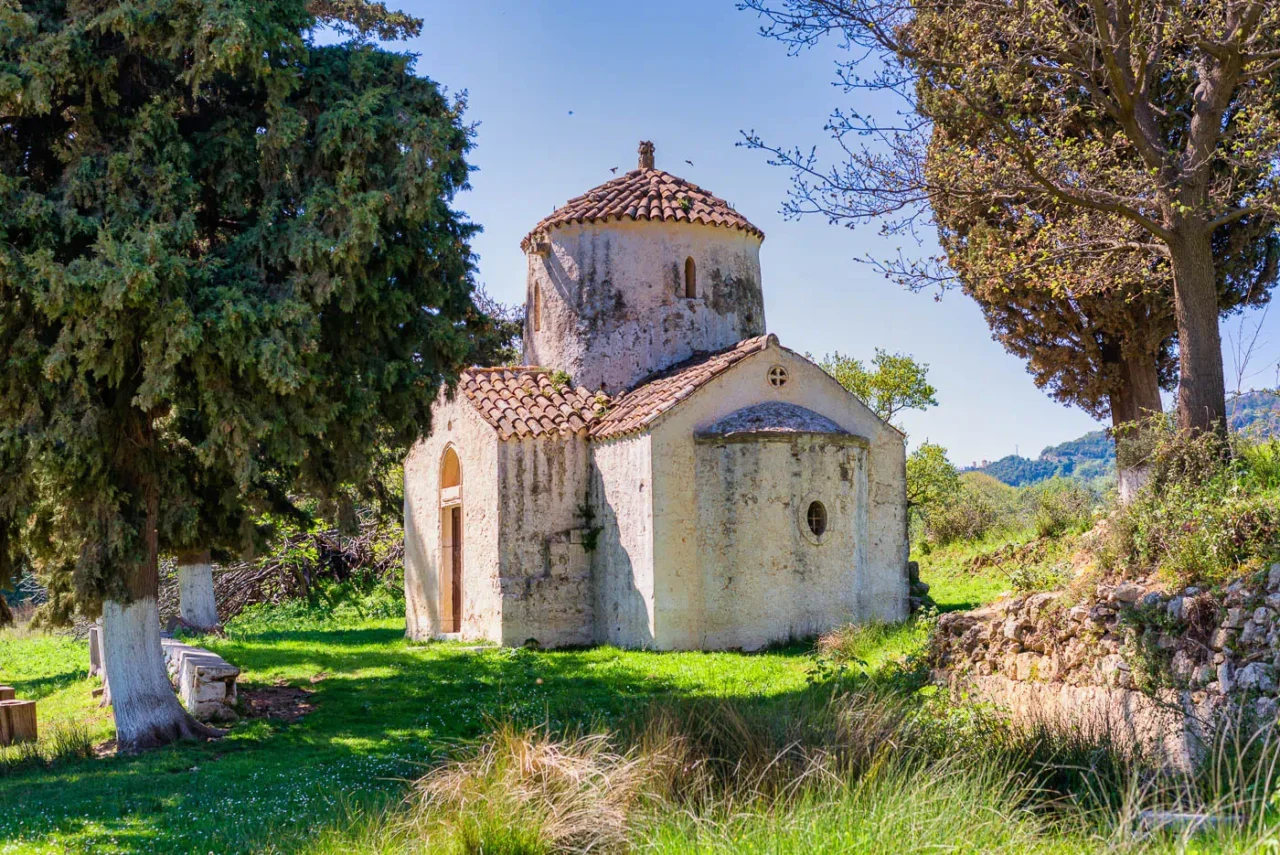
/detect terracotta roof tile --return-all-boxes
[459,368,609,441]
[520,158,764,252]
[591,335,776,440]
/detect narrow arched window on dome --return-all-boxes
[532,284,542,332]
[684,257,697,299]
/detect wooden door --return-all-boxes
[450,506,463,631]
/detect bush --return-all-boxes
[923,472,1020,546]
[1021,478,1098,539]
[1104,427,1280,587]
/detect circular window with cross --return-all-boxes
[767,364,789,388]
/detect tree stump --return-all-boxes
[0,699,37,745]
[0,686,14,701]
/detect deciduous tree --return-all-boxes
[819,349,937,427]
[0,0,479,751]
[742,0,1280,433]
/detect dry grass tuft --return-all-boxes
[401,722,688,854]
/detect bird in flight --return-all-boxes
[685,159,694,166]
[609,167,618,174]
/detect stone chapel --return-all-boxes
[404,141,908,650]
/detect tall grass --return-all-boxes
[0,722,94,775]
[317,681,1280,854]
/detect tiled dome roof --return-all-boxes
[521,141,764,252]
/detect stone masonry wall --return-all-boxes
[933,563,1280,766]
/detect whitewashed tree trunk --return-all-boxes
[102,597,221,753]
[177,549,219,630]
[1117,464,1152,506]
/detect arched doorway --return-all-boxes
[440,447,463,633]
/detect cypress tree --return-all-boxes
[0,0,480,751]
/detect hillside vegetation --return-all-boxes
[972,390,1280,487]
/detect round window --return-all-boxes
[806,501,827,537]
[768,365,789,387]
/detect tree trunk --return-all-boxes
[177,549,219,630]
[1168,229,1228,434]
[1110,351,1164,505]
[102,597,221,752]
[101,473,220,753]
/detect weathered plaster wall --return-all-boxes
[404,394,502,642]
[590,434,656,647]
[523,220,765,393]
[648,343,908,650]
[495,436,594,648]
[693,436,867,650]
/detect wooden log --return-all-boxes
[0,699,36,745]
[0,686,14,701]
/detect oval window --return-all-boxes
[806,501,827,537]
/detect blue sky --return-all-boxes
[383,0,1280,466]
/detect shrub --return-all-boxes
[1021,478,1098,539]
[1103,426,1280,587]
[924,472,1020,546]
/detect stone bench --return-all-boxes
[87,626,240,722]
[161,638,240,722]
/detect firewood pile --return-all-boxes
[157,519,404,624]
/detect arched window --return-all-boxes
[532,284,542,332]
[441,447,461,490]
[684,257,697,299]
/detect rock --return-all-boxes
[907,560,920,584]
[1269,563,1280,592]
[1236,662,1276,693]
[1225,607,1248,629]
[1256,607,1272,624]
[1141,591,1163,609]
[1240,621,1262,646]
[1015,652,1039,681]
[1088,605,1116,625]
[1025,592,1056,615]
[1113,583,1144,604]
[1171,650,1197,682]
[1265,593,1280,611]
[1256,697,1278,723]
[1218,661,1236,693]
[1068,605,1089,623]
[1193,664,1216,687]
[1156,633,1178,650]
[1002,617,1026,641]
[1100,654,1130,687]
[1167,597,1186,622]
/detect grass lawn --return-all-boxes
[0,610,828,854]
[0,560,1010,855]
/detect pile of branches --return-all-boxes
[158,518,404,624]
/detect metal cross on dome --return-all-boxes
[768,366,789,387]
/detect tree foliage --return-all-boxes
[906,442,960,514]
[0,0,481,612]
[743,0,1280,433]
[819,349,936,427]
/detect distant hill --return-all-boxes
[970,390,1280,487]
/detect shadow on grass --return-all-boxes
[11,669,89,699]
[0,626,826,855]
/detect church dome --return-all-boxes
[521,141,767,394]
[520,142,763,251]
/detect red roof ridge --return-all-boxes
[590,334,777,440]
[520,150,763,252]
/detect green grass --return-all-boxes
[917,533,1018,611]
[0,628,113,771]
[0,611,820,854]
